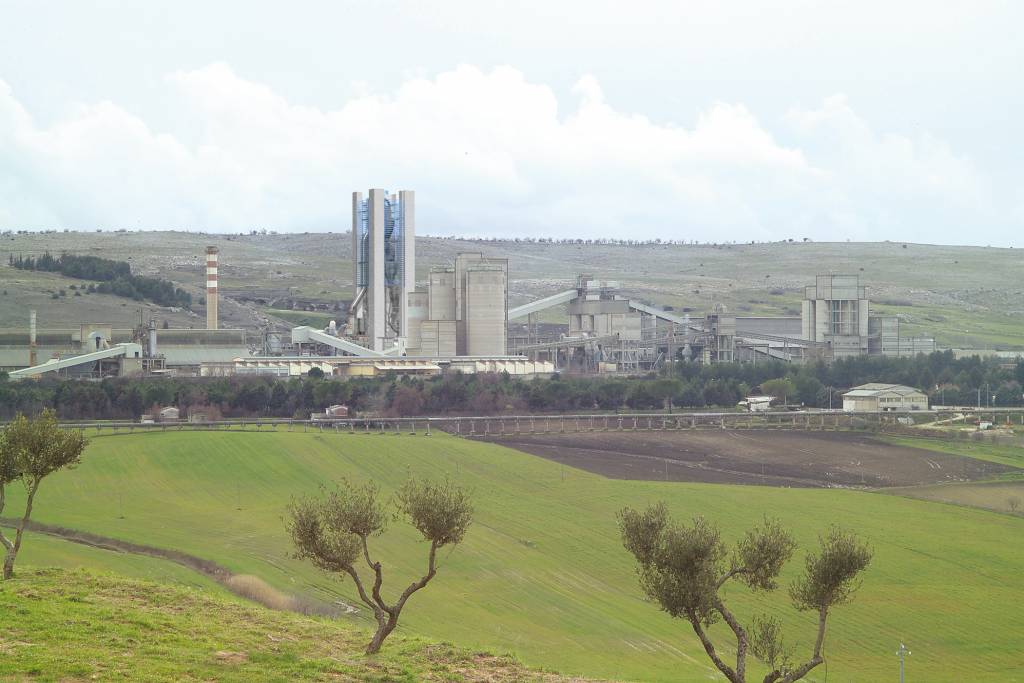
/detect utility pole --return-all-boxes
[897,642,911,683]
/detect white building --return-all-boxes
[842,383,928,412]
[742,395,775,412]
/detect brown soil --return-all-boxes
[487,430,1020,488]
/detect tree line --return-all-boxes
[1,351,1021,421]
[8,252,193,309]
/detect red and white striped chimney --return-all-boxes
[206,246,219,330]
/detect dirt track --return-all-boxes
[487,431,1020,488]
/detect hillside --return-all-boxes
[2,231,1023,348]
[3,429,1023,681]
[0,568,586,682]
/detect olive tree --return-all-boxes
[287,477,472,654]
[1,409,87,579]
[618,504,871,683]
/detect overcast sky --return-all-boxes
[1,0,1021,244]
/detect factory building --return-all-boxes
[0,324,249,378]
[801,275,870,358]
[567,277,642,340]
[801,274,935,359]
[406,253,508,357]
[348,189,415,352]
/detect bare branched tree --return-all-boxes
[618,504,871,683]
[287,477,472,654]
[0,409,87,579]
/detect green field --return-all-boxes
[4,430,1024,682]
[1,568,570,682]
[14,531,229,594]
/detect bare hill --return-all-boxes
[1,231,1021,348]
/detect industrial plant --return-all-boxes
[0,188,939,382]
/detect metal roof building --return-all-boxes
[842,383,928,412]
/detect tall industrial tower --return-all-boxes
[206,246,219,330]
[348,189,415,351]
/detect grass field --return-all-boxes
[4,430,1024,682]
[1,568,577,682]
[13,531,229,595]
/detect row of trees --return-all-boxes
[8,252,193,309]
[2,351,1023,420]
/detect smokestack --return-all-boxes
[206,246,219,330]
[148,319,158,358]
[29,309,37,367]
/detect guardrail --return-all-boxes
[32,408,1023,439]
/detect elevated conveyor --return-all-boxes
[291,326,385,357]
[508,289,578,320]
[8,343,143,380]
[626,300,695,327]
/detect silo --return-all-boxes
[464,265,508,356]
[428,267,456,321]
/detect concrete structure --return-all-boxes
[704,307,736,363]
[801,274,935,360]
[29,310,37,367]
[842,383,928,412]
[206,246,219,330]
[405,253,508,357]
[455,253,508,355]
[349,189,415,352]
[417,320,458,357]
[568,277,642,341]
[464,264,508,356]
[802,275,869,358]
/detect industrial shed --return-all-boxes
[842,383,928,412]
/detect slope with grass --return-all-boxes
[15,531,229,594]
[0,568,582,682]
[3,430,1023,682]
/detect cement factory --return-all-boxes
[0,189,937,382]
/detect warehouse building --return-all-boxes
[842,383,928,412]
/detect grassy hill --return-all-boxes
[3,429,1023,682]
[2,231,1023,348]
[0,568,583,682]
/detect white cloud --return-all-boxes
[0,64,1014,244]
